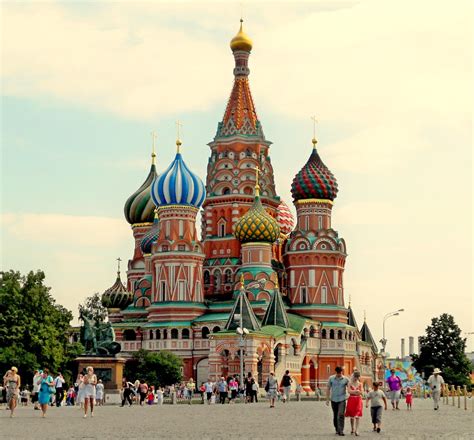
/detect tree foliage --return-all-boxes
[124,349,183,387]
[78,292,107,324]
[0,270,83,385]
[412,313,471,386]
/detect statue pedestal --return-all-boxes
[76,356,126,405]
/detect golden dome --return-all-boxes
[230,19,253,52]
[234,194,280,243]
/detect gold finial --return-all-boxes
[116,257,122,275]
[176,120,183,153]
[151,131,157,164]
[240,273,245,289]
[253,165,261,197]
[311,115,318,148]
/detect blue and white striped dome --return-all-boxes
[151,152,206,208]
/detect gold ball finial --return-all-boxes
[230,19,253,52]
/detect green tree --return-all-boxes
[124,349,183,386]
[412,314,471,386]
[0,270,82,385]
[78,292,107,324]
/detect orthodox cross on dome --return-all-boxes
[311,115,318,147]
[175,120,183,152]
[151,130,157,164]
[253,165,262,196]
[116,257,122,275]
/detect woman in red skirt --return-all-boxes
[345,371,363,436]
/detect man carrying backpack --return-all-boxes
[280,370,293,403]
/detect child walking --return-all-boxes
[366,382,388,434]
[405,386,413,410]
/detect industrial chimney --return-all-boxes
[401,338,406,358]
[409,336,415,356]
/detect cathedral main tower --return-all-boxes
[202,21,280,298]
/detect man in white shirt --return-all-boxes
[427,368,444,410]
[204,379,214,405]
[32,370,41,410]
[54,372,65,407]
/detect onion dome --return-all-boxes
[234,184,280,243]
[140,210,160,255]
[101,267,133,310]
[230,19,253,52]
[276,200,295,235]
[124,162,157,225]
[151,141,206,208]
[291,139,338,202]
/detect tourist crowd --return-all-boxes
[3,364,446,436]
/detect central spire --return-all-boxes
[215,20,263,139]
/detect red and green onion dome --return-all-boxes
[101,272,133,310]
[276,200,295,235]
[140,212,160,255]
[291,142,338,202]
[234,191,280,243]
[124,163,157,225]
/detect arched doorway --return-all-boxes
[309,359,317,391]
[196,358,209,386]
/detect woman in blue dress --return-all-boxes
[37,368,54,418]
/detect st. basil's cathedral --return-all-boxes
[101,20,381,390]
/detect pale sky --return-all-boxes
[1,1,472,356]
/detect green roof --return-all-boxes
[259,325,289,338]
[141,321,192,328]
[225,289,261,331]
[192,313,229,323]
[320,322,356,328]
[287,313,310,333]
[262,290,289,328]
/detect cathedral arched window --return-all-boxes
[203,270,210,285]
[171,329,179,339]
[321,286,327,304]
[212,326,221,334]
[309,326,316,337]
[123,329,136,341]
[337,330,343,340]
[214,270,222,291]
[329,329,335,340]
[224,269,233,284]
[156,329,161,340]
[322,329,327,339]
[201,327,210,339]
[149,330,154,340]
[222,187,231,195]
[182,329,190,339]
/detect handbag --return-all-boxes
[264,381,269,392]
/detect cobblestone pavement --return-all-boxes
[1,398,472,440]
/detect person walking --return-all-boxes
[229,376,238,403]
[386,369,402,410]
[83,366,97,418]
[204,379,214,405]
[345,371,363,436]
[217,377,228,404]
[366,381,387,433]
[121,377,134,407]
[156,387,164,405]
[185,378,195,405]
[95,379,105,406]
[280,370,293,403]
[265,372,278,408]
[3,367,21,418]
[326,366,349,436]
[37,369,54,418]
[32,370,41,410]
[76,373,85,408]
[245,372,254,403]
[54,372,65,407]
[138,380,149,406]
[427,368,444,410]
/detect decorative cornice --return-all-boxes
[295,199,334,206]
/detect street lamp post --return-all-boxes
[379,309,404,388]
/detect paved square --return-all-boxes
[1,398,472,440]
